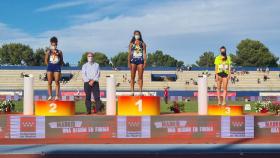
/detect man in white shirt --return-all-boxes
[82,52,101,114]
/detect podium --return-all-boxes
[208,105,243,116]
[118,96,160,116]
[35,101,75,116]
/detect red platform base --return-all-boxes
[0,114,279,144]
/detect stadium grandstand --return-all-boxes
[1,66,280,93]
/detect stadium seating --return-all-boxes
[0,68,279,91]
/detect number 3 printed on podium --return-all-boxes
[225,107,231,115]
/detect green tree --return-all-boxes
[30,48,45,66]
[229,53,237,66]
[0,43,34,65]
[78,52,110,67]
[111,52,129,67]
[234,39,278,67]
[63,62,70,67]
[147,50,184,67]
[177,61,184,67]
[195,51,215,67]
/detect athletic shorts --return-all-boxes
[217,72,228,78]
[130,58,144,65]
[47,63,61,72]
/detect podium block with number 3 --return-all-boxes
[35,101,75,116]
[118,96,160,116]
[208,105,243,116]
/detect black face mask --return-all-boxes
[221,51,226,56]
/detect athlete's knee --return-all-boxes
[223,87,227,91]
[48,81,52,86]
[55,80,60,86]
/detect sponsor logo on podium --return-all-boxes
[221,116,254,138]
[117,116,151,138]
[10,116,45,139]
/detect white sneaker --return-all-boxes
[47,96,52,101]
[55,96,59,101]
[131,92,134,96]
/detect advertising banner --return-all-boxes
[151,116,221,138]
[46,116,116,138]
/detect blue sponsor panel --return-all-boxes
[117,116,151,138]
[9,116,45,139]
[221,116,254,138]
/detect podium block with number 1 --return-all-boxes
[118,96,160,116]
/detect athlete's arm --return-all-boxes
[44,50,49,65]
[228,64,231,79]
[143,43,147,68]
[128,43,132,69]
[215,64,219,81]
[60,51,64,66]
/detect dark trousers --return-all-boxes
[164,96,168,104]
[84,81,101,113]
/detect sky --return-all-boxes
[0,0,279,66]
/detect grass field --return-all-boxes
[11,99,256,114]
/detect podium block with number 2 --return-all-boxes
[118,96,160,116]
[35,101,75,116]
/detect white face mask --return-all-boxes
[50,45,57,50]
[87,57,93,62]
[135,35,140,40]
